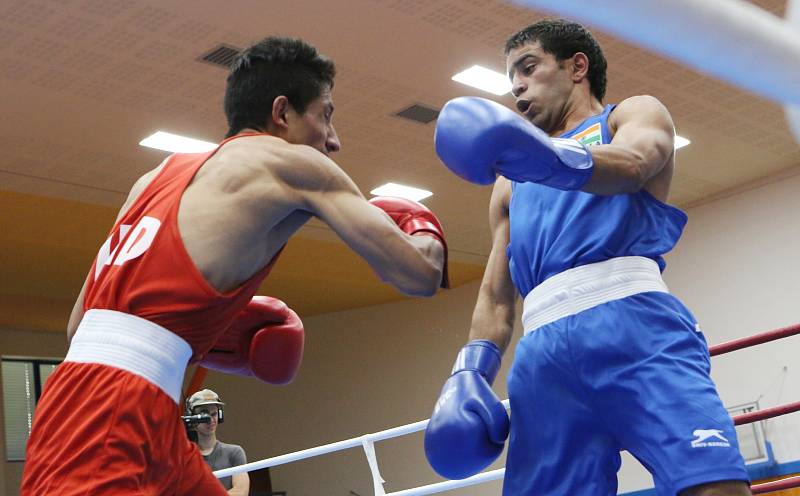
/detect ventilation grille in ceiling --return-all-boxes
[199,44,242,68]
[394,104,439,124]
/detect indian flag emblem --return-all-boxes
[572,122,603,147]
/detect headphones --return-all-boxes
[184,392,225,423]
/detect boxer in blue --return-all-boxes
[424,19,751,496]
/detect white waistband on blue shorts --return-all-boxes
[65,309,192,403]
[522,256,669,335]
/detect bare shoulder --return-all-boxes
[613,95,672,123]
[264,141,357,197]
[134,157,169,189]
[218,135,350,193]
[115,156,171,220]
[617,94,667,111]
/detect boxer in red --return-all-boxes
[21,36,447,495]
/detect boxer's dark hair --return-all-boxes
[505,18,607,102]
[224,36,336,137]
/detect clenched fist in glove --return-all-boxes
[425,340,509,479]
[200,296,304,385]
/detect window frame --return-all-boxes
[2,356,62,462]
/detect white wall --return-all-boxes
[617,174,800,493]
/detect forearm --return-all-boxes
[468,285,516,353]
[369,232,442,296]
[581,144,651,195]
[228,472,249,496]
[467,178,516,352]
[308,184,447,296]
[227,486,248,496]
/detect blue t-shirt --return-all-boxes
[507,104,688,296]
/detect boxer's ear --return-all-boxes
[271,95,291,130]
[570,52,589,83]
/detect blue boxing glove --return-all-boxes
[435,96,593,190]
[424,340,510,480]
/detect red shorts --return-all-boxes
[21,362,226,495]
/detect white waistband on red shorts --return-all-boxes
[65,309,192,403]
[522,256,669,335]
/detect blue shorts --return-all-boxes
[504,292,749,496]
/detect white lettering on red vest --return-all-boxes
[94,216,162,280]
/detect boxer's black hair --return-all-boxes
[224,36,336,138]
[505,18,607,102]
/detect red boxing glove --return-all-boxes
[200,296,304,385]
[369,196,449,288]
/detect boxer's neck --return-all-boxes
[549,90,605,137]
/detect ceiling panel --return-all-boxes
[1,0,797,332]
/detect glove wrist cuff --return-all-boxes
[547,138,594,190]
[404,218,443,240]
[451,340,502,384]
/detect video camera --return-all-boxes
[181,412,212,443]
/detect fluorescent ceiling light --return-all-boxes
[370,182,433,202]
[139,131,217,153]
[451,65,512,96]
[675,135,691,150]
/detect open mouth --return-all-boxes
[516,100,538,121]
[515,99,531,114]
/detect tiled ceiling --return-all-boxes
[1,0,798,332]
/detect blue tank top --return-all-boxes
[507,104,688,296]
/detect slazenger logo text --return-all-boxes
[690,429,731,448]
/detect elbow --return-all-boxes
[392,256,442,297]
[405,285,438,298]
[397,264,441,297]
[420,265,444,296]
[397,236,445,297]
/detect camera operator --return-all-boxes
[186,389,249,495]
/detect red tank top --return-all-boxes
[83,134,279,359]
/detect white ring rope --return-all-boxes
[386,468,505,496]
[785,0,800,140]
[211,417,429,478]
[213,400,511,496]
